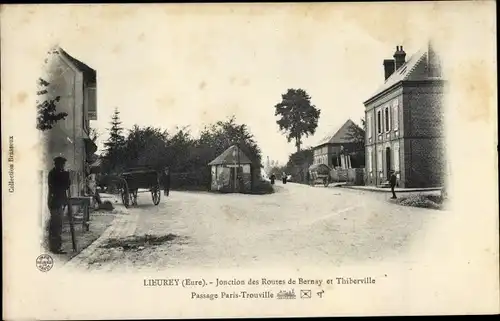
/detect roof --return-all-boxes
[314,119,362,147]
[58,47,97,84]
[365,43,443,104]
[208,145,253,166]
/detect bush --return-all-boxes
[170,171,210,191]
[392,194,444,210]
[246,179,274,195]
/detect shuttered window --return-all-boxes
[393,101,399,130]
[394,143,400,171]
[87,87,97,120]
[367,147,373,172]
[367,113,372,138]
[377,148,383,172]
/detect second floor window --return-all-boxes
[384,107,391,132]
[377,110,382,134]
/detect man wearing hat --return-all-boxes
[47,156,71,254]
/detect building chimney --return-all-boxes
[393,45,406,70]
[383,59,395,80]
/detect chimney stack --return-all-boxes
[383,59,395,80]
[393,45,406,70]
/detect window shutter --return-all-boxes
[377,148,383,172]
[368,147,373,172]
[393,101,399,130]
[87,87,97,120]
[394,144,400,171]
[367,114,372,138]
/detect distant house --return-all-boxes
[312,119,364,169]
[208,145,255,193]
[363,42,445,188]
[41,46,98,197]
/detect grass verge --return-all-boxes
[390,193,446,210]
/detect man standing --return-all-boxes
[162,167,171,197]
[389,170,398,199]
[47,156,71,254]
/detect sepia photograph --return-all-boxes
[2,2,498,319]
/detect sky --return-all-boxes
[13,4,435,164]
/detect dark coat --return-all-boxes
[48,168,70,208]
[389,173,397,186]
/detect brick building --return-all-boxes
[364,42,445,188]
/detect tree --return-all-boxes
[285,147,314,182]
[345,118,366,168]
[36,49,68,131]
[103,108,126,172]
[89,128,100,143]
[36,77,67,131]
[346,118,365,143]
[345,117,366,151]
[198,116,262,167]
[274,89,321,152]
[125,125,169,169]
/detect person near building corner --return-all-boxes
[47,156,71,254]
[161,167,171,196]
[389,170,397,199]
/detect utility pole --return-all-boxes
[237,142,241,193]
[232,145,237,192]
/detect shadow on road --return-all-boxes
[100,234,188,251]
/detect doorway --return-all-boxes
[385,147,391,180]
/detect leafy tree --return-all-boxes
[198,116,262,167]
[127,126,169,169]
[102,108,126,173]
[274,89,321,152]
[345,118,366,168]
[285,147,314,182]
[345,117,366,147]
[36,77,67,131]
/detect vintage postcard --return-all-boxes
[2,2,498,319]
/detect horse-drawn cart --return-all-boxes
[120,167,162,207]
[308,163,332,187]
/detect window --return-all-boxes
[394,143,400,171]
[377,110,382,134]
[367,113,372,138]
[392,101,399,130]
[384,106,391,132]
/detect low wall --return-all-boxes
[330,168,365,185]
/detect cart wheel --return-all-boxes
[323,178,330,187]
[121,189,130,208]
[152,186,161,205]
